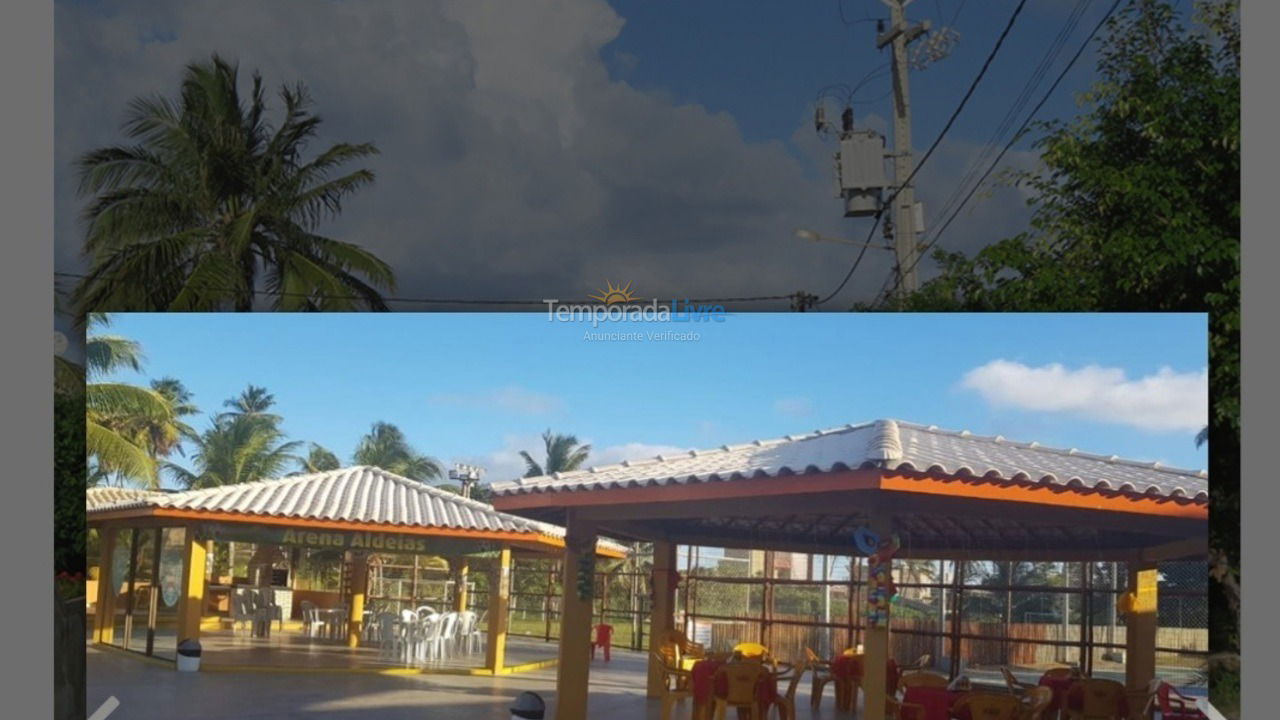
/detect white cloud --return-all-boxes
[773,396,815,418]
[960,360,1208,432]
[427,385,564,416]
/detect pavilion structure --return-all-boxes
[87,465,625,674]
[491,419,1208,719]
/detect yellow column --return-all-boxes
[1125,560,1159,713]
[485,546,512,672]
[93,527,116,644]
[646,540,678,697]
[347,552,369,648]
[555,512,598,720]
[453,557,470,613]
[862,514,894,720]
[176,528,208,642]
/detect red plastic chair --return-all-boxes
[1157,682,1207,720]
[591,623,614,661]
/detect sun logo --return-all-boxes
[589,280,638,305]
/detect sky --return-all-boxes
[53,0,1200,309]
[102,312,1209,490]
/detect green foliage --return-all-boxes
[73,53,394,312]
[520,430,592,477]
[166,384,302,488]
[892,0,1239,705]
[54,391,87,575]
[352,421,442,481]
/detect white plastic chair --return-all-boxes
[418,614,444,662]
[437,612,459,660]
[457,610,482,654]
[255,587,284,631]
[300,600,321,638]
[375,612,401,661]
[415,605,436,617]
[229,592,254,635]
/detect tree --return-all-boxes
[167,386,300,488]
[352,421,442,481]
[520,430,592,477]
[81,315,176,486]
[167,415,302,489]
[894,1,1238,709]
[218,384,281,425]
[300,443,342,473]
[73,53,395,312]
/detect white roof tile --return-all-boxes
[492,419,1209,503]
[85,466,628,552]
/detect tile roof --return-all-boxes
[85,466,629,552]
[492,419,1209,503]
[86,486,166,511]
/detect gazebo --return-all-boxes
[87,465,625,673]
[491,419,1208,719]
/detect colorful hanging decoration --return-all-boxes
[859,527,901,629]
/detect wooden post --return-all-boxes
[555,513,598,719]
[949,561,965,680]
[862,513,894,720]
[346,552,368,648]
[452,557,469,612]
[486,545,512,672]
[646,540,678,698]
[544,561,555,642]
[1124,561,1159,713]
[93,527,116,644]
[761,550,774,646]
[176,528,207,644]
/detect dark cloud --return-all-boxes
[55,0,1032,309]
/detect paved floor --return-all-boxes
[88,644,862,719]
[198,629,555,671]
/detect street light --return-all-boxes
[449,463,484,499]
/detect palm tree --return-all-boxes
[352,421,441,481]
[218,384,281,425]
[133,377,200,458]
[73,53,395,313]
[1196,426,1208,448]
[520,430,591,477]
[82,314,175,486]
[300,443,342,473]
[167,413,302,489]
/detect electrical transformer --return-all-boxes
[835,130,888,218]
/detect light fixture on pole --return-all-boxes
[449,463,484,499]
[794,228,894,251]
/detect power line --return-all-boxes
[927,0,1090,234]
[880,0,1125,306]
[880,0,1028,212]
[816,0,1028,307]
[52,271,799,308]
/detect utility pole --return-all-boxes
[877,0,930,299]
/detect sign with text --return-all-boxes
[194,522,501,556]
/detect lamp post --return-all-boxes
[449,463,484,499]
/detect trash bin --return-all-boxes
[509,692,545,720]
[176,639,202,672]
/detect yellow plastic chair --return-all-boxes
[772,658,808,720]
[1002,667,1037,699]
[712,661,770,720]
[664,629,707,671]
[805,647,837,712]
[900,671,950,689]
[955,692,1024,720]
[1022,686,1054,720]
[733,642,769,660]
[1065,678,1126,720]
[650,649,694,720]
[887,696,929,720]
